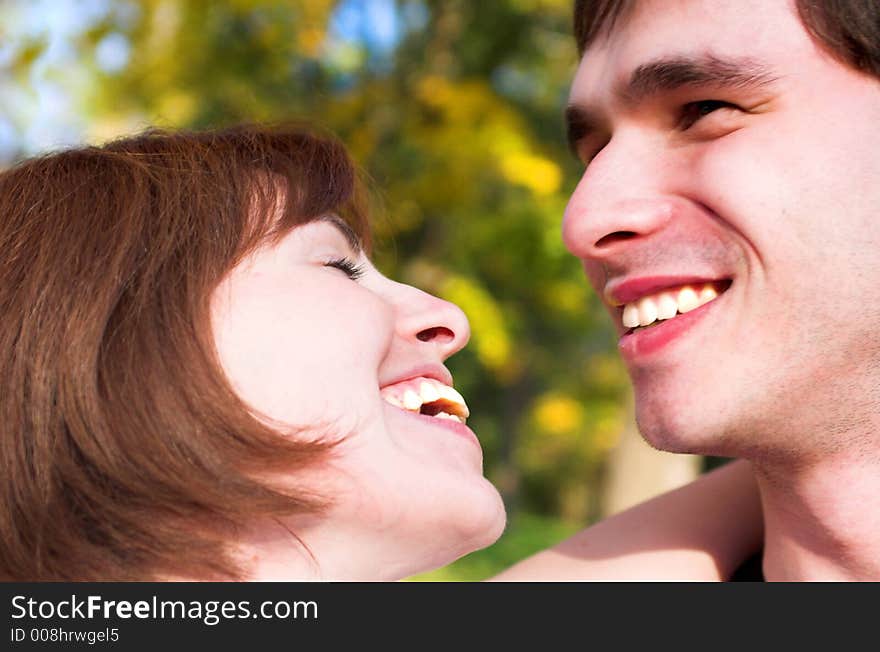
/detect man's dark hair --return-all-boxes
[574,0,880,79]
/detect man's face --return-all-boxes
[563,0,880,458]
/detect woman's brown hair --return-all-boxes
[0,124,370,580]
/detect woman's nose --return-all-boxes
[394,283,471,359]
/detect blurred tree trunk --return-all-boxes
[600,392,702,517]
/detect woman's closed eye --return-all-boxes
[324,257,366,281]
[678,99,741,131]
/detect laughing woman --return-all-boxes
[0,125,761,581]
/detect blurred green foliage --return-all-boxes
[1,0,633,577]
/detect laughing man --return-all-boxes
[498,0,880,581]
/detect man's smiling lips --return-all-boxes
[604,275,732,358]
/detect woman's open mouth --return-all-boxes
[379,377,470,424]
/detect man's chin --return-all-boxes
[633,398,727,456]
[635,420,695,454]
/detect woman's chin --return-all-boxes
[445,485,508,562]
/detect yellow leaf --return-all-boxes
[500,152,562,196]
[533,393,585,435]
[440,274,515,380]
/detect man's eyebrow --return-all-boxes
[620,54,779,106]
[319,214,363,254]
[565,54,779,155]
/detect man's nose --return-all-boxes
[562,136,675,261]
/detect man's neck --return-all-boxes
[754,451,880,581]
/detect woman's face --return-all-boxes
[211,216,505,579]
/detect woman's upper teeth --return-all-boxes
[380,377,470,421]
[622,283,721,328]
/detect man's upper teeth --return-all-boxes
[622,283,720,328]
[380,378,470,421]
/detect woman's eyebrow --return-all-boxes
[319,214,362,254]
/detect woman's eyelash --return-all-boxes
[679,100,736,130]
[324,257,366,281]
